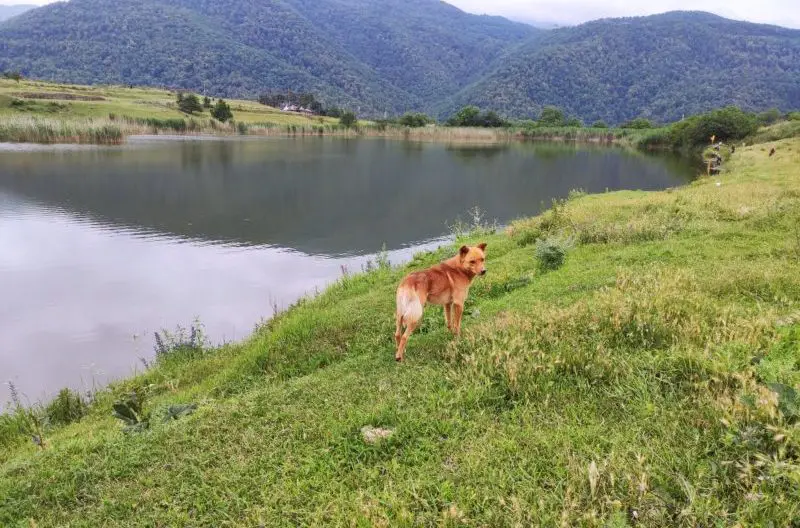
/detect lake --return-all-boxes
[0,136,695,405]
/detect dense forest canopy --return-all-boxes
[0,1,798,122]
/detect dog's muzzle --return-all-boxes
[480,270,487,276]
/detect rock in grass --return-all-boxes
[360,426,393,444]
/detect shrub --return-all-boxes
[447,206,497,239]
[211,99,233,123]
[2,70,22,83]
[44,388,88,426]
[757,108,782,126]
[398,112,432,127]
[339,110,357,128]
[620,117,653,129]
[446,106,509,128]
[535,237,569,271]
[153,321,208,361]
[669,106,759,150]
[591,120,609,128]
[537,106,565,127]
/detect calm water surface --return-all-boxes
[0,136,695,404]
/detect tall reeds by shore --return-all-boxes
[0,114,654,146]
[0,116,129,144]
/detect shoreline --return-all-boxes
[0,114,646,147]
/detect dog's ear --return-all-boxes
[477,242,487,251]
[459,245,469,258]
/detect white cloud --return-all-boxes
[447,0,800,28]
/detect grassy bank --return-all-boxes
[2,129,799,525]
[0,78,682,146]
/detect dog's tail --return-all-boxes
[396,286,423,326]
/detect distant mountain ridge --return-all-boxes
[441,11,800,123]
[0,2,798,122]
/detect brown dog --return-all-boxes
[394,243,487,361]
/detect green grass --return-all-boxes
[0,78,344,125]
[0,78,674,146]
[1,136,800,526]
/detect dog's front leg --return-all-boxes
[452,303,464,336]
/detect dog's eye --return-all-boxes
[469,260,476,264]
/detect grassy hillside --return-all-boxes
[2,131,799,525]
[0,78,661,144]
[0,78,342,125]
[443,12,800,123]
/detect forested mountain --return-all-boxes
[443,12,800,123]
[0,2,798,122]
[0,0,533,114]
[0,4,34,22]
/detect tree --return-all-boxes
[178,93,203,114]
[757,108,782,126]
[203,96,212,109]
[538,106,565,127]
[480,110,508,128]
[668,106,758,149]
[446,106,509,127]
[3,70,23,83]
[340,110,357,128]
[591,120,609,128]
[398,112,432,127]
[298,92,316,108]
[447,105,481,126]
[211,99,233,122]
[565,117,583,127]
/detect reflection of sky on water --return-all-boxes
[0,194,447,406]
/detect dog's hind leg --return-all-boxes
[395,287,423,361]
[395,318,419,362]
[444,303,453,332]
[394,313,403,347]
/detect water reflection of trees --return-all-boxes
[446,144,510,161]
[0,140,694,255]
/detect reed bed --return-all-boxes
[0,116,133,144]
[0,115,644,146]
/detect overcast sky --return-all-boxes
[3,0,800,29]
[448,0,800,28]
